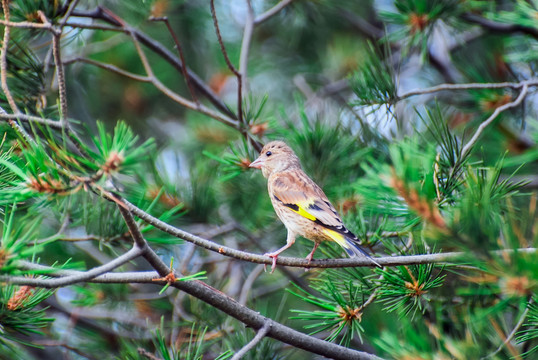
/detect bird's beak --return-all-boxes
[249,157,264,169]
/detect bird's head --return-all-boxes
[249,140,301,178]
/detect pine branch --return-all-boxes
[70,6,236,119]
[398,78,538,100]
[460,83,529,158]
[254,0,294,25]
[100,192,537,269]
[5,263,384,360]
[231,320,271,360]
[482,298,534,359]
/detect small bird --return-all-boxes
[249,140,380,272]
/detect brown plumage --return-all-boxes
[249,140,379,272]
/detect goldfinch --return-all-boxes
[249,140,379,272]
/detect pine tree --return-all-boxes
[1,1,537,359]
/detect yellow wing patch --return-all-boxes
[290,202,317,221]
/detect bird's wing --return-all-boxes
[271,171,344,229]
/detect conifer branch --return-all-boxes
[100,190,538,269]
[460,83,529,158]
[482,298,534,359]
[231,320,271,360]
[254,0,294,25]
[5,263,383,360]
[239,0,254,94]
[70,7,236,119]
[398,78,538,101]
[0,112,64,128]
[148,16,199,104]
[210,0,243,125]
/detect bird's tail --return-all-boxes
[344,238,381,267]
[323,228,381,267]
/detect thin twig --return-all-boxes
[238,264,265,305]
[51,32,69,125]
[149,16,199,105]
[0,112,63,129]
[398,78,538,101]
[254,0,294,25]
[462,13,538,40]
[210,0,243,124]
[138,348,162,360]
[33,341,98,360]
[482,298,534,359]
[12,246,143,287]
[70,7,236,119]
[0,3,37,145]
[6,264,383,360]
[127,31,239,127]
[239,0,254,93]
[65,57,151,82]
[460,83,529,158]
[231,321,271,360]
[0,0,19,113]
[0,19,53,29]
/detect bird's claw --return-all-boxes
[263,252,279,274]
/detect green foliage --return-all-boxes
[486,0,538,30]
[419,105,467,199]
[0,285,54,346]
[380,0,462,56]
[203,140,257,182]
[1,1,538,359]
[0,42,44,111]
[123,320,219,360]
[375,261,445,317]
[349,43,397,107]
[0,205,45,274]
[517,297,538,357]
[451,160,525,251]
[9,0,63,23]
[278,101,371,191]
[87,121,155,176]
[289,280,368,346]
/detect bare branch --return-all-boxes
[254,0,294,25]
[10,246,143,287]
[0,19,52,29]
[398,78,538,101]
[231,320,271,360]
[6,264,384,360]
[65,57,151,82]
[51,32,69,125]
[0,3,38,145]
[482,298,534,359]
[66,51,238,128]
[239,0,254,93]
[149,16,199,104]
[0,112,64,129]
[460,83,530,158]
[210,0,243,124]
[0,0,19,113]
[238,264,265,305]
[70,7,237,119]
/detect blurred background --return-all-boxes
[1,0,538,359]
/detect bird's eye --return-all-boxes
[266,151,272,156]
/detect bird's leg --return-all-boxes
[264,232,296,273]
[305,242,320,264]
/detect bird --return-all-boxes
[249,140,380,273]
